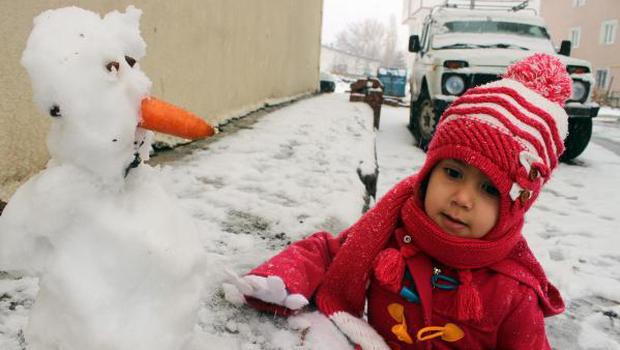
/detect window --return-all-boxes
[572,0,586,7]
[569,27,581,49]
[595,69,609,89]
[601,20,618,45]
[443,21,550,39]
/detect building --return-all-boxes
[0,0,323,201]
[541,0,620,103]
[320,45,382,77]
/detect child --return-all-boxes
[224,53,567,349]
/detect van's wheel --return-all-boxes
[408,98,419,138]
[560,118,592,162]
[410,91,439,151]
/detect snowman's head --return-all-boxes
[22,6,152,182]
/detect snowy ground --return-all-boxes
[592,107,620,158]
[1,93,620,349]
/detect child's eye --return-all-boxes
[443,167,462,179]
[482,182,500,197]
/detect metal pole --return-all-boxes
[470,0,475,9]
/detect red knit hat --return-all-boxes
[313,54,569,349]
[415,53,572,241]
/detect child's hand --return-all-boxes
[223,270,308,310]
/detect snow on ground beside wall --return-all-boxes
[143,94,378,349]
[599,107,620,118]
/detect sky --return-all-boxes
[320,0,543,49]
[321,0,409,46]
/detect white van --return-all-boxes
[408,1,598,160]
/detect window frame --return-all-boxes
[595,68,609,89]
[572,0,586,7]
[601,20,618,45]
[569,26,582,49]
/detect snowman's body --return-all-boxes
[3,165,204,350]
[0,6,205,350]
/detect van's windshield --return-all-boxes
[443,21,550,39]
[431,20,555,52]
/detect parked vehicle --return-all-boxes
[377,68,407,97]
[320,71,336,93]
[407,0,599,160]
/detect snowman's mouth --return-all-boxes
[124,133,147,177]
[124,152,141,178]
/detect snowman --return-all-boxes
[0,6,211,350]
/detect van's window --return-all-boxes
[443,21,550,39]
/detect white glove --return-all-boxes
[223,270,308,310]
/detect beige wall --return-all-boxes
[541,0,620,92]
[0,0,323,201]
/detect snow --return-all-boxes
[1,5,620,349]
[600,107,620,116]
[158,94,375,350]
[599,106,620,119]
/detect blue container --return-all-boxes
[377,68,407,97]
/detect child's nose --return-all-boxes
[451,185,475,209]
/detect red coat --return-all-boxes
[249,228,562,349]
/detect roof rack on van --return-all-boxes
[407,0,536,24]
[441,0,534,13]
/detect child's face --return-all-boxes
[424,159,500,239]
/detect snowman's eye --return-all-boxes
[125,56,136,68]
[49,105,61,118]
[105,61,120,72]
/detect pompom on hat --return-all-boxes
[503,53,572,106]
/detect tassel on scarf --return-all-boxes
[372,248,405,294]
[455,269,483,321]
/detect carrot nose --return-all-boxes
[139,97,216,140]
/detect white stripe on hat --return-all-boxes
[453,92,561,159]
[476,79,568,144]
[447,102,551,166]
[441,113,541,164]
[459,79,570,171]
